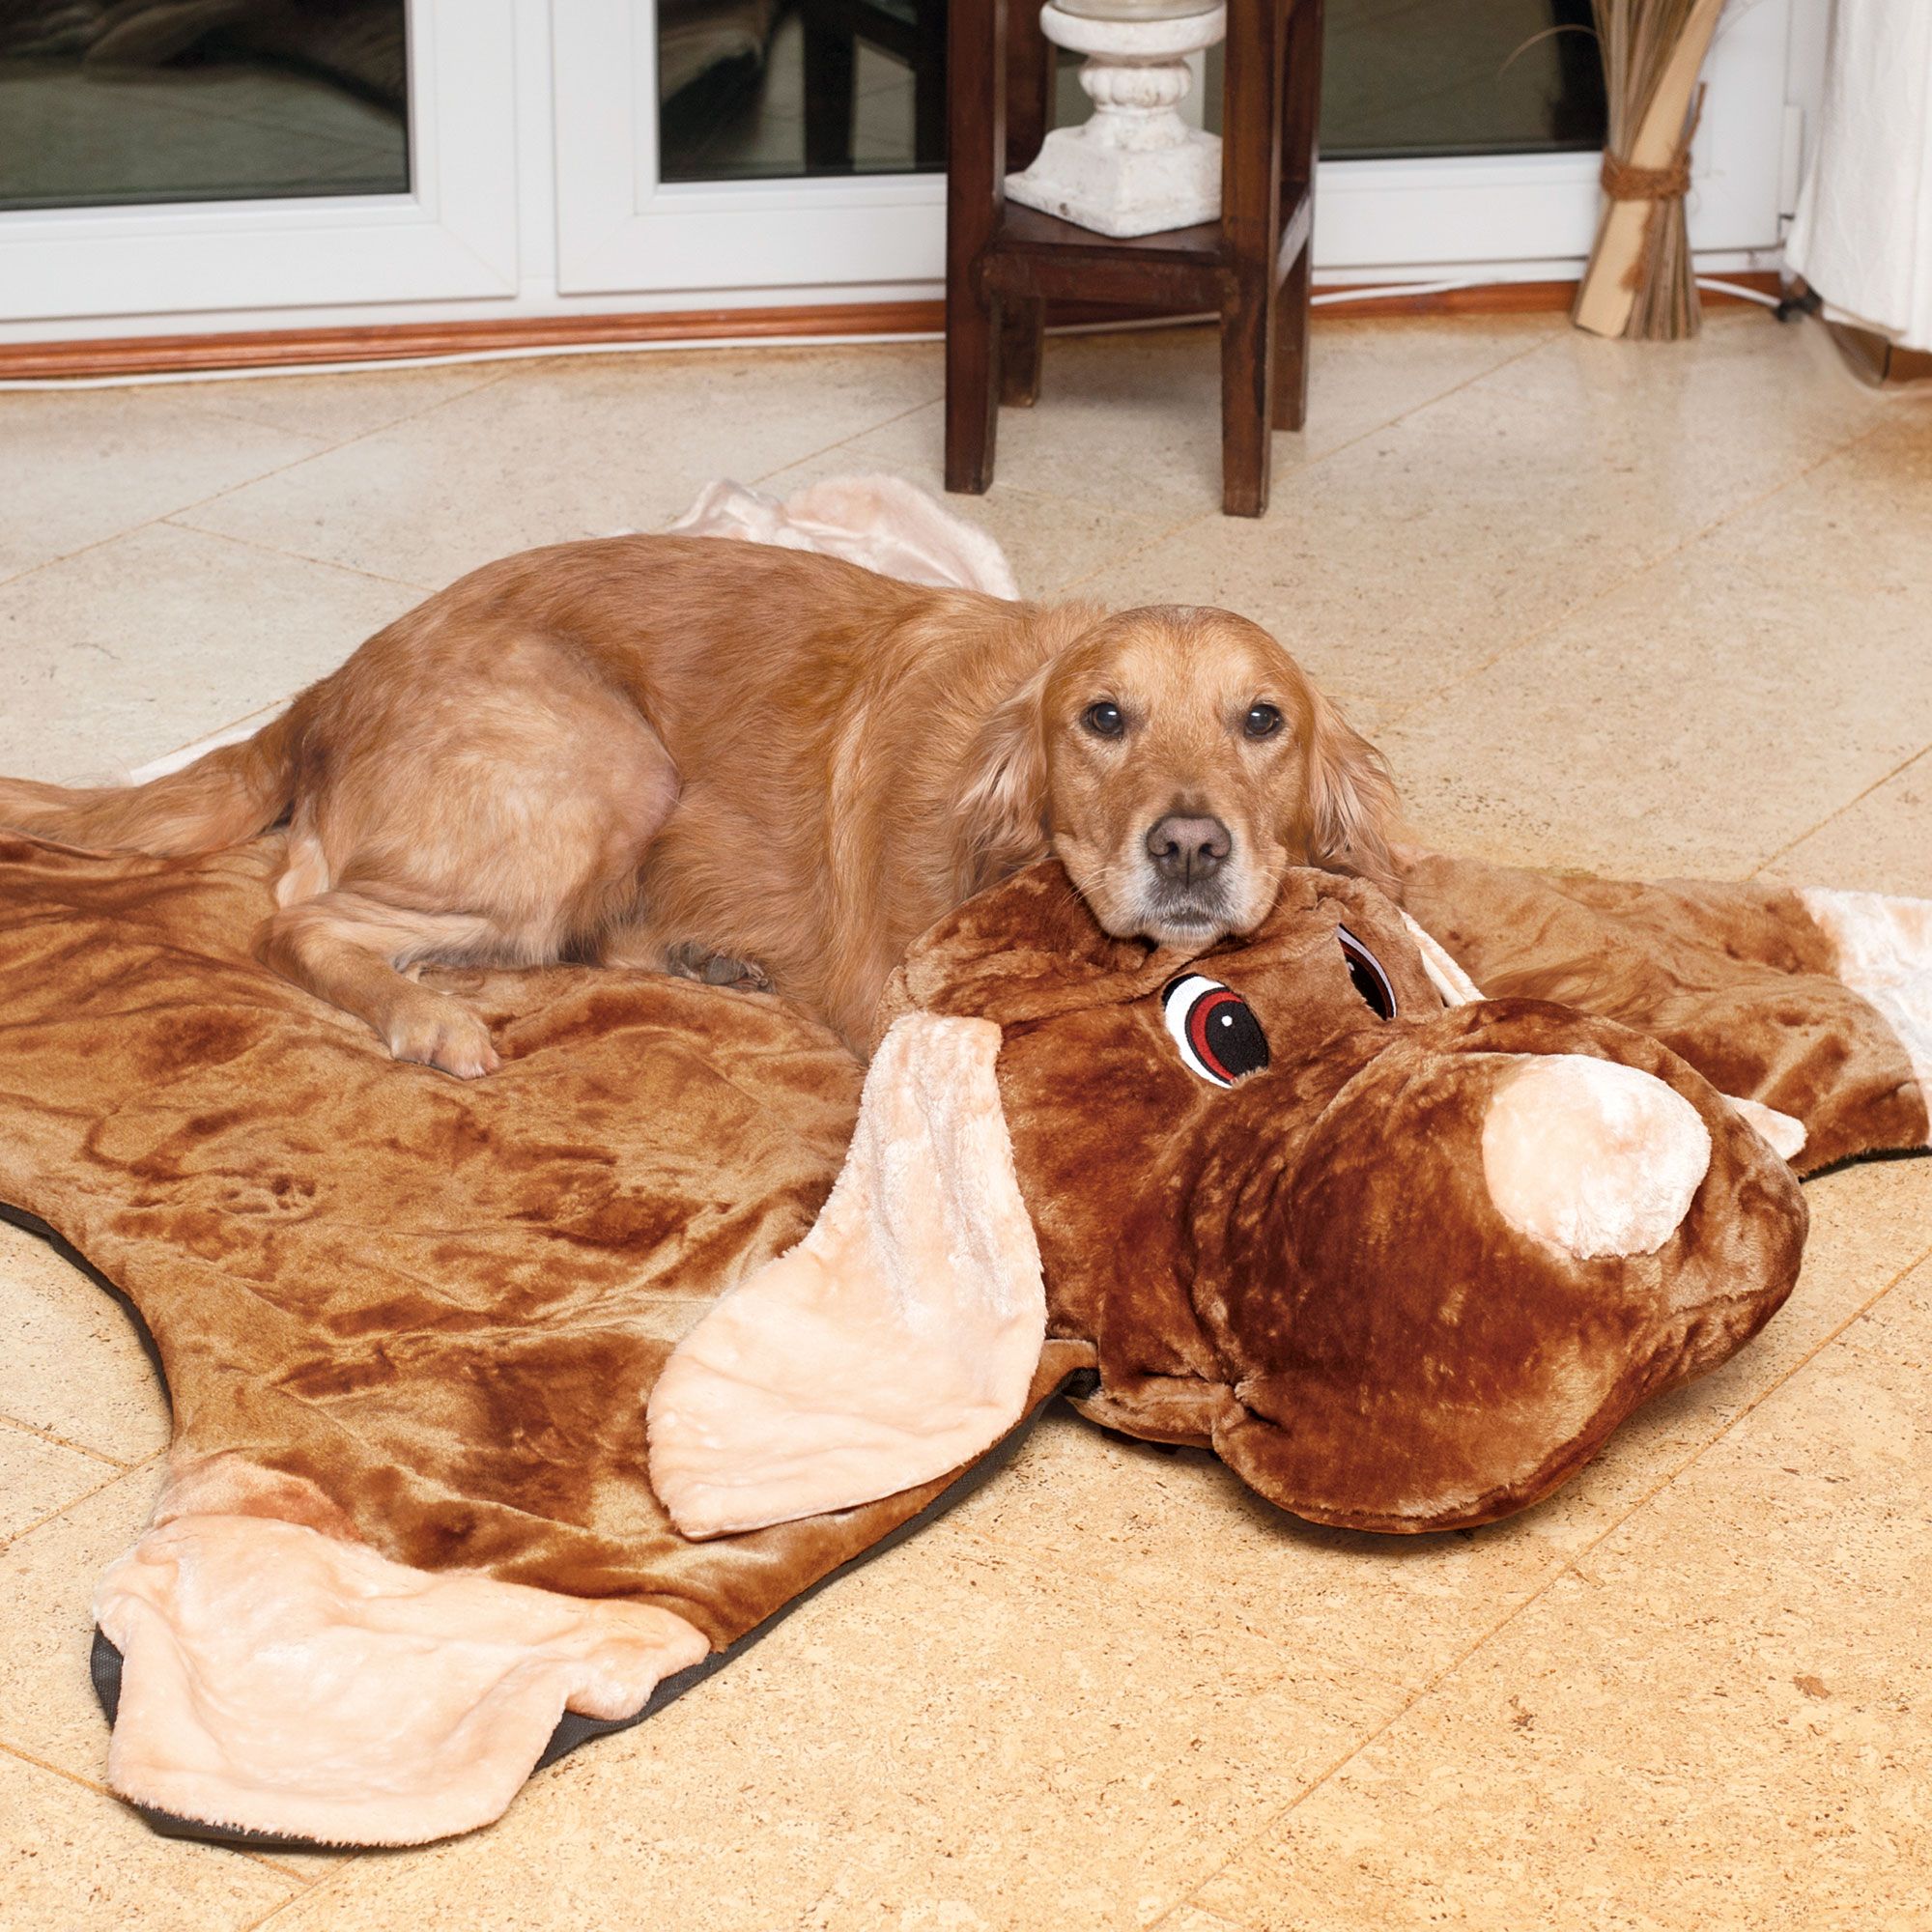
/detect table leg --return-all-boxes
[1220,0,1285,515]
[946,0,1008,492]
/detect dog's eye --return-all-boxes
[1337,925,1397,1020]
[1243,702,1283,740]
[1083,701,1124,739]
[1162,975,1269,1087]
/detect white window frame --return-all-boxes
[554,0,1792,299]
[1314,0,1793,277]
[0,0,519,327]
[552,0,944,297]
[0,0,1794,337]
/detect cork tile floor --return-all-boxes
[0,309,1928,1930]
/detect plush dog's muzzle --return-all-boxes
[1480,1053,1712,1260]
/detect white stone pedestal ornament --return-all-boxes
[1004,0,1228,240]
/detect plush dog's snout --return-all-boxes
[1482,1055,1711,1260]
[1146,814,1232,886]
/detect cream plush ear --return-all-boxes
[647,1012,1046,1540]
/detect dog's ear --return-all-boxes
[952,663,1051,898]
[1302,691,1400,894]
[646,1013,1046,1538]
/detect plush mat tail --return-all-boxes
[1393,851,1932,1173]
[1799,888,1932,1115]
[0,699,306,856]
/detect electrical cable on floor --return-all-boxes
[1310,279,1487,307]
[0,275,1780,392]
[1695,275,1782,310]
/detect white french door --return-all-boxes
[0,0,1797,338]
[553,0,944,297]
[1313,0,1793,277]
[551,0,1795,300]
[0,0,518,329]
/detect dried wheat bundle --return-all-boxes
[1574,0,1728,341]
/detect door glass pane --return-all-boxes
[660,0,944,182]
[0,1,410,213]
[1321,0,1605,158]
[658,0,1605,185]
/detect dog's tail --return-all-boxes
[0,699,310,856]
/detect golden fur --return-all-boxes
[0,536,1395,1071]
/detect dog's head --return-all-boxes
[956,606,1396,946]
[649,863,1808,1542]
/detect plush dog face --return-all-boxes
[887,864,1809,1532]
[654,863,1813,1546]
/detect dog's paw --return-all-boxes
[665,942,775,994]
[384,995,501,1079]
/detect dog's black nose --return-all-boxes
[1146,814,1232,885]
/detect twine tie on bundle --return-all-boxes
[1599,87,1704,295]
[1599,145,1693,205]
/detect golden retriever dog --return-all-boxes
[0,535,1394,1076]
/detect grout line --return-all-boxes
[1395,412,1896,717]
[0,1736,118,1800]
[241,1857,361,1929]
[125,699,293,781]
[1165,1225,1932,1919]
[0,1406,134,1471]
[1050,320,1565,600]
[189,353,537,456]
[157,359,533,529]
[1145,1899,1253,1932]
[744,386,949,491]
[746,313,1564,605]
[0,456,324,596]
[1747,741,1932,880]
[0,1451,159,1556]
[0,526,127,598]
[174,355,516,439]
[0,359,536,599]
[155,516,437,595]
[247,1850,361,1887]
[1051,505,1222,598]
[1,1739,307,1892]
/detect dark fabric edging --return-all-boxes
[88,1363,1102,1851]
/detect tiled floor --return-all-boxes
[1,310,1928,1930]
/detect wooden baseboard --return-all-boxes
[0,301,948,381]
[1822,318,1932,388]
[0,273,1784,381]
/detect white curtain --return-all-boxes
[1786,0,1932,351]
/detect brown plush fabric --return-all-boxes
[0,831,1083,1646]
[892,866,1813,1533]
[1394,849,1931,1172]
[0,829,1921,1843]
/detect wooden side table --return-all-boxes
[945,0,1323,518]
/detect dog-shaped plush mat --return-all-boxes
[0,482,1927,1849]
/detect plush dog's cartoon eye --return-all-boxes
[1337,925,1397,1020]
[1162,975,1270,1087]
